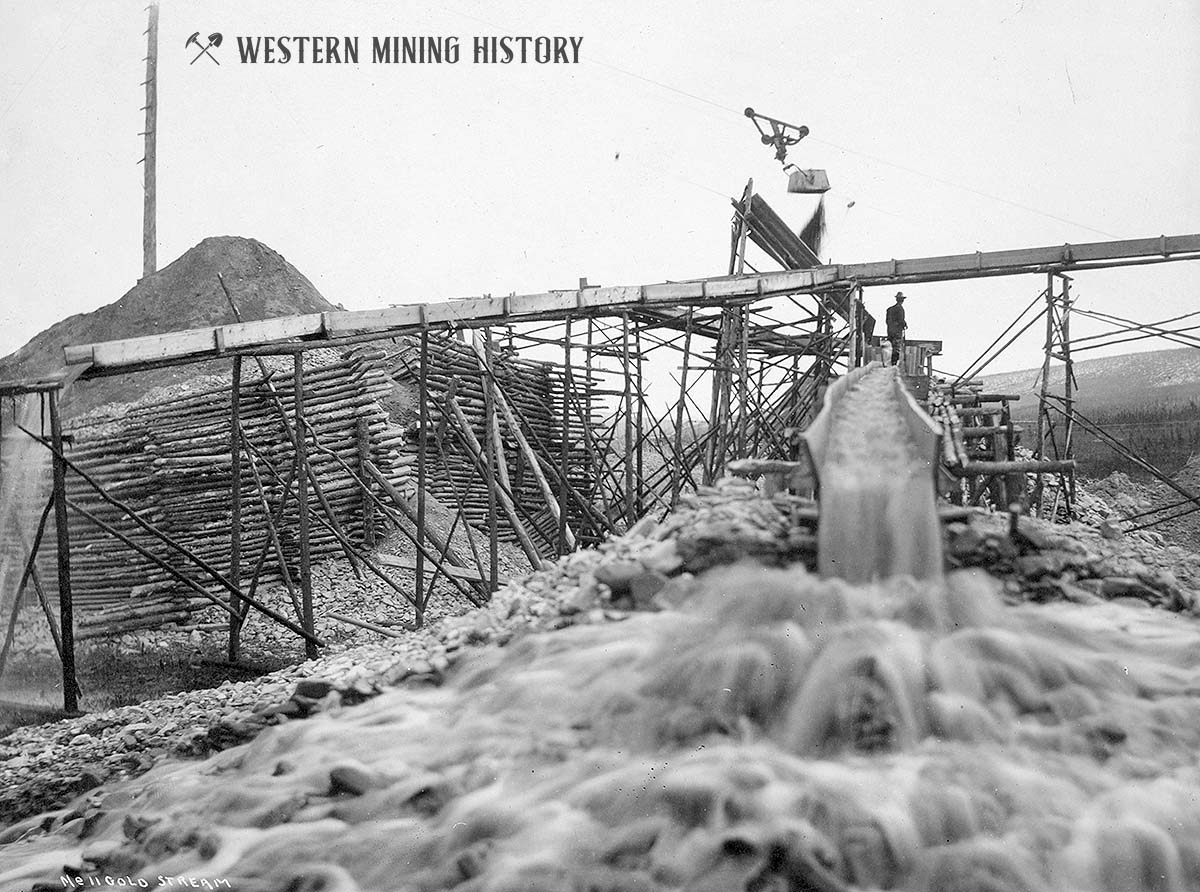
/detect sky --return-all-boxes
[1,0,1198,377]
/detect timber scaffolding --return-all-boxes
[1,201,1198,711]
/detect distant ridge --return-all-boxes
[981,347,1200,418]
[0,237,337,418]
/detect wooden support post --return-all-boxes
[357,416,376,547]
[559,318,571,554]
[28,564,63,664]
[469,332,576,549]
[621,312,636,527]
[635,320,645,517]
[416,328,429,624]
[583,317,596,535]
[737,305,749,459]
[671,308,694,508]
[1061,276,1076,508]
[219,275,362,573]
[724,180,751,470]
[294,356,316,660]
[142,2,159,278]
[446,395,543,569]
[48,390,78,712]
[240,444,304,617]
[729,179,752,276]
[483,335,514,502]
[849,286,861,369]
[228,356,242,663]
[432,447,490,591]
[1034,275,1054,516]
[480,336,500,589]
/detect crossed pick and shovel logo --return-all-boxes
[186,31,223,65]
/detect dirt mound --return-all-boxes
[0,236,338,419]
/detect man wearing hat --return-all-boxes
[885,291,908,366]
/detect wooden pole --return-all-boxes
[737,305,749,458]
[559,318,571,553]
[480,353,500,589]
[325,611,409,638]
[1034,276,1054,515]
[238,434,419,610]
[294,356,316,660]
[1061,276,1076,507]
[468,332,576,549]
[432,446,490,590]
[219,275,363,573]
[28,564,63,663]
[621,312,636,526]
[670,309,695,508]
[849,286,861,369]
[360,459,484,603]
[142,2,159,278]
[48,391,78,712]
[227,357,242,662]
[0,494,54,684]
[238,439,303,617]
[416,328,429,624]
[446,395,543,568]
[356,416,376,547]
[635,321,646,517]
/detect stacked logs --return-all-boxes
[45,348,414,638]
[927,389,970,467]
[385,334,607,553]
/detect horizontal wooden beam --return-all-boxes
[374,552,503,585]
[63,232,1200,375]
[0,377,65,396]
[63,313,330,369]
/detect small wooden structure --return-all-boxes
[862,337,942,398]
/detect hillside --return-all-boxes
[982,347,1200,479]
[981,347,1200,417]
[0,237,337,418]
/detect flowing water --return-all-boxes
[0,395,53,668]
[4,564,1200,891]
[4,367,1200,890]
[815,366,943,584]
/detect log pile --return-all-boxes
[384,334,607,553]
[44,348,414,637]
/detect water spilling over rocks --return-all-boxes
[4,552,1200,891]
[813,366,944,583]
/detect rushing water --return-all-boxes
[4,562,1200,891]
[816,366,944,584]
[0,395,53,650]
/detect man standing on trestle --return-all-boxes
[885,291,907,367]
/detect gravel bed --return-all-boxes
[4,474,1199,832]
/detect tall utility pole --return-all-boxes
[142,2,159,279]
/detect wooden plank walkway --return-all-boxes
[63,233,1200,376]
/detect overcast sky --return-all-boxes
[1,0,1197,376]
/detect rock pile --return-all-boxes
[948,511,1200,614]
[4,474,1199,834]
[0,478,797,827]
